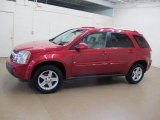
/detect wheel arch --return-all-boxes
[31,61,66,80]
[129,60,147,73]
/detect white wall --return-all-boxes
[114,5,160,68]
[0,0,113,57]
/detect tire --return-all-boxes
[33,65,63,93]
[126,64,145,84]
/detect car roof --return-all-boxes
[79,27,140,35]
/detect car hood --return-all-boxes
[14,40,63,53]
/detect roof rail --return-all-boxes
[81,27,95,28]
[133,30,139,33]
[101,27,139,33]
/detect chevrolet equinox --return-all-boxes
[6,27,152,93]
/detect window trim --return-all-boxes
[70,32,109,50]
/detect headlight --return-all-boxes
[12,51,31,64]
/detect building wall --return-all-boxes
[114,5,160,68]
[0,0,113,56]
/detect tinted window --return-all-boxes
[110,33,134,48]
[133,35,150,48]
[82,32,107,49]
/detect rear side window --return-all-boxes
[133,35,150,48]
[110,33,134,48]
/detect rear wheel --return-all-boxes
[33,65,63,93]
[126,64,145,84]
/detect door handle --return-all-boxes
[128,50,136,54]
[102,51,107,55]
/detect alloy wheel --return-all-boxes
[38,70,59,90]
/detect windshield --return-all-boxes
[49,29,85,45]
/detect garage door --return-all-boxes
[0,12,13,57]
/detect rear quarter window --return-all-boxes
[133,35,150,48]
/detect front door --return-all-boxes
[71,32,109,76]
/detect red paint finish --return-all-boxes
[6,27,152,81]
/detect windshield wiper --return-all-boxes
[49,40,57,44]
[49,39,52,42]
[52,41,57,44]
[58,42,68,45]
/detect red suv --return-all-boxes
[6,27,152,93]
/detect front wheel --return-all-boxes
[33,65,63,93]
[126,64,145,84]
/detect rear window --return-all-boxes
[133,35,150,48]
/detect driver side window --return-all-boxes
[82,32,107,49]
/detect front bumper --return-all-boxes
[6,58,30,81]
[6,61,14,75]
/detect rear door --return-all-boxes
[71,32,110,76]
[107,32,137,74]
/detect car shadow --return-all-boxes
[2,74,127,94]
[62,76,127,90]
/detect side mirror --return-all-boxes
[75,42,89,50]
